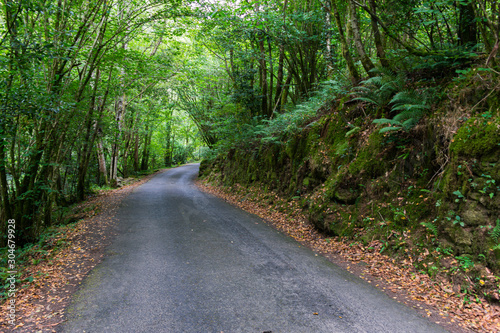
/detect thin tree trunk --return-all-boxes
[274,0,287,113]
[267,36,274,117]
[133,134,140,172]
[110,94,125,185]
[349,0,375,75]
[332,1,360,83]
[274,43,285,113]
[77,69,101,201]
[141,124,150,171]
[164,116,172,167]
[324,0,334,77]
[97,137,108,186]
[258,34,268,117]
[0,123,12,247]
[351,0,428,57]
[368,0,389,68]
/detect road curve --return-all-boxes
[61,164,448,333]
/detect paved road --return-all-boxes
[62,164,447,333]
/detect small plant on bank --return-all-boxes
[490,219,500,250]
[372,90,430,133]
[420,219,439,237]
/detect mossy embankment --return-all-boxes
[200,70,500,301]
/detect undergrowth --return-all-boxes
[0,225,73,302]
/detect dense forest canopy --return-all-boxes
[0,0,499,246]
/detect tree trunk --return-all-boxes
[0,124,12,247]
[349,0,375,75]
[110,94,125,185]
[281,73,293,108]
[141,125,150,171]
[133,133,140,172]
[164,118,172,167]
[274,43,285,113]
[368,0,389,68]
[258,34,269,117]
[458,1,478,47]
[323,0,335,77]
[97,137,108,186]
[267,35,274,117]
[332,1,360,83]
[77,70,101,201]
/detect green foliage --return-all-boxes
[452,190,465,202]
[450,112,500,157]
[205,78,350,153]
[352,68,431,132]
[345,126,361,138]
[445,210,465,227]
[456,255,475,272]
[373,90,430,132]
[490,219,500,246]
[353,68,406,110]
[421,220,438,237]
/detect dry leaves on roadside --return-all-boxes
[197,179,500,333]
[0,170,165,332]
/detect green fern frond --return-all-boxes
[379,126,402,133]
[373,118,403,133]
[490,219,500,243]
[390,90,424,105]
[421,221,438,236]
[393,109,425,122]
[362,75,384,87]
[401,118,420,131]
[345,126,361,138]
[356,70,405,108]
[373,118,402,126]
[391,103,429,113]
[368,66,396,79]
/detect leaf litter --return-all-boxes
[196,179,500,333]
[1,168,497,332]
[0,170,166,332]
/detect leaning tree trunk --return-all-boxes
[349,0,375,75]
[332,1,360,83]
[368,0,390,68]
[323,0,335,77]
[258,33,269,117]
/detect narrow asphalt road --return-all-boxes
[61,164,448,333]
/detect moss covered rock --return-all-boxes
[450,115,500,157]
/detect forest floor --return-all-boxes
[196,180,500,333]
[1,167,498,332]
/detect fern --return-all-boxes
[345,126,361,138]
[351,68,430,133]
[373,90,429,132]
[421,221,438,237]
[490,219,500,244]
[352,68,405,109]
